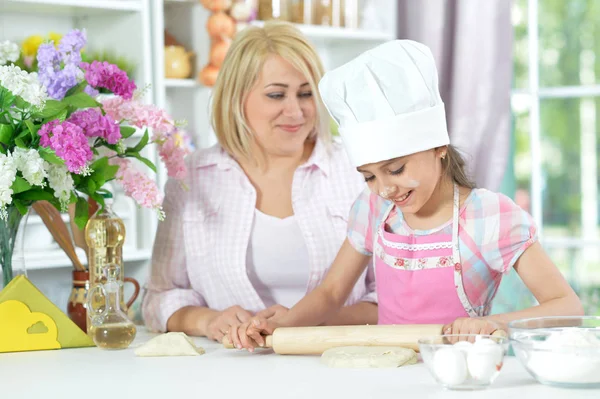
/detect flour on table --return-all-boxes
[134,332,205,357]
[320,346,417,368]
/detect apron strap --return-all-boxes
[450,183,479,317]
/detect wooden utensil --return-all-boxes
[32,201,86,272]
[222,325,507,355]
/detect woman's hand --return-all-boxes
[204,305,253,343]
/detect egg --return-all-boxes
[466,338,503,381]
[433,347,468,386]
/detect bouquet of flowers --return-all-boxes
[0,29,189,284]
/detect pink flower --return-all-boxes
[158,134,188,179]
[101,96,175,137]
[111,158,164,214]
[394,258,406,268]
[68,108,121,144]
[437,256,451,268]
[38,120,93,174]
[80,61,136,100]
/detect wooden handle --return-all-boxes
[33,201,86,271]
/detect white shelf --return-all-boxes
[165,78,200,88]
[24,248,152,270]
[250,20,394,42]
[2,0,144,15]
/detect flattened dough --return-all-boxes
[134,332,205,357]
[321,346,418,368]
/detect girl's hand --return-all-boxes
[229,316,281,352]
[205,305,253,343]
[442,317,504,342]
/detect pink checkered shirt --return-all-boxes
[347,187,538,316]
[142,139,376,332]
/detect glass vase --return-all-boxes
[0,205,29,289]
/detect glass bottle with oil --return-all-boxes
[87,264,136,350]
[84,192,126,336]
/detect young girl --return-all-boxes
[230,39,583,351]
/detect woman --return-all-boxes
[142,21,377,342]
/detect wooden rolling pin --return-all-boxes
[222,324,507,355]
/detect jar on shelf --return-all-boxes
[290,0,314,25]
[258,0,291,21]
[343,0,358,29]
[314,0,343,27]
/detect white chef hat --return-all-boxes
[318,40,449,167]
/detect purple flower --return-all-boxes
[38,120,93,174]
[36,29,87,100]
[58,29,86,65]
[37,43,82,100]
[68,108,121,144]
[84,85,99,97]
[80,61,136,100]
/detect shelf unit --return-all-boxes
[152,1,397,190]
[0,0,159,309]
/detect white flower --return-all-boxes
[0,40,19,66]
[0,152,17,221]
[0,64,48,109]
[12,148,47,187]
[45,162,74,211]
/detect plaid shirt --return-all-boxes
[142,139,376,332]
[347,187,538,315]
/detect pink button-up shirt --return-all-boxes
[142,138,377,332]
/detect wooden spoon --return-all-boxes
[32,201,86,271]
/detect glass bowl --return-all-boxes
[418,334,509,390]
[508,316,600,389]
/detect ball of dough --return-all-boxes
[320,346,418,368]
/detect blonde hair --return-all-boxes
[211,21,331,161]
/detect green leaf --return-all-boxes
[129,129,149,153]
[90,156,109,171]
[33,100,67,119]
[11,176,32,194]
[38,147,65,165]
[119,126,137,139]
[24,120,40,139]
[14,200,29,216]
[74,196,90,230]
[15,138,26,148]
[56,108,69,122]
[87,179,97,193]
[15,189,54,202]
[65,81,88,97]
[0,124,14,145]
[16,129,30,140]
[1,90,16,109]
[104,164,119,181]
[14,96,29,110]
[130,152,157,173]
[62,92,100,109]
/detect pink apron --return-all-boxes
[374,184,477,325]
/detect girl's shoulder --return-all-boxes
[462,188,528,216]
[461,188,536,236]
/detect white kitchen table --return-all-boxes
[1,329,598,399]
